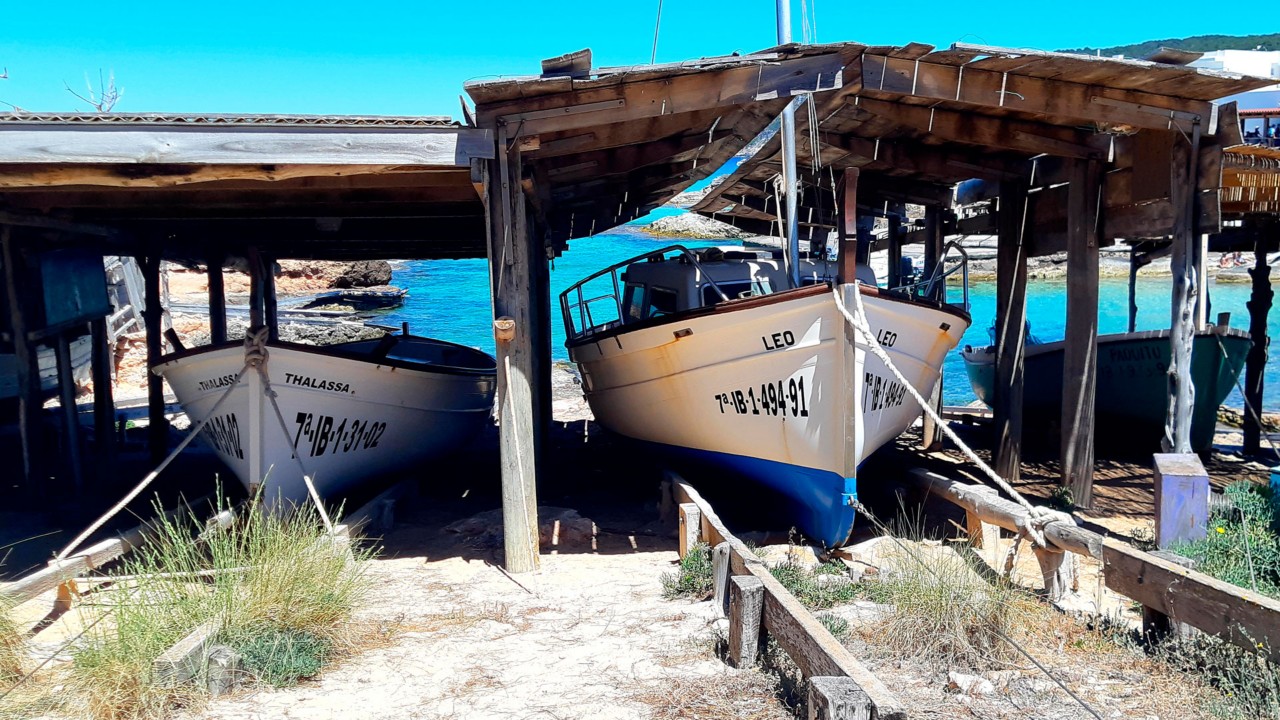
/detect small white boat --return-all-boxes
[0,334,93,401]
[561,245,971,547]
[154,331,496,504]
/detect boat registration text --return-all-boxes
[292,412,387,457]
[715,376,810,418]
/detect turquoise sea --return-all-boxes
[384,224,1280,412]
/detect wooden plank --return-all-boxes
[2,226,42,487]
[90,316,116,481]
[671,478,906,719]
[712,541,732,617]
[727,575,765,667]
[207,255,226,344]
[808,677,874,720]
[141,253,168,462]
[541,49,592,79]
[994,182,1029,485]
[678,503,703,559]
[0,126,495,166]
[153,618,221,687]
[1061,160,1100,507]
[54,332,84,490]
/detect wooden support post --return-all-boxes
[1141,550,1198,640]
[1128,249,1140,333]
[141,253,168,462]
[90,316,116,482]
[1034,547,1075,603]
[262,254,279,342]
[1153,453,1209,549]
[207,253,227,344]
[727,574,765,668]
[485,124,541,575]
[836,168,860,285]
[1194,233,1209,331]
[2,226,42,488]
[808,676,873,720]
[1062,161,1101,507]
[886,214,902,290]
[678,502,703,559]
[712,541,732,617]
[1244,227,1272,456]
[246,247,265,330]
[965,486,1002,565]
[994,181,1029,485]
[54,332,84,491]
[923,206,944,301]
[1166,126,1201,454]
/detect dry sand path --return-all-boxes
[185,508,787,720]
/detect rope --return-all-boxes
[851,500,1104,720]
[649,0,663,65]
[1213,333,1280,463]
[833,284,1074,548]
[55,362,252,561]
[245,327,335,534]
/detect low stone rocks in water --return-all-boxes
[445,506,597,549]
[638,213,744,240]
[182,319,386,349]
[330,260,393,289]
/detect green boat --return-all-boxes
[961,327,1251,453]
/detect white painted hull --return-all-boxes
[154,338,495,505]
[569,283,968,546]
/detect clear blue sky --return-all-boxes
[0,1,1254,116]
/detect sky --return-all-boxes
[0,1,1258,117]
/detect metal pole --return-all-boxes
[777,0,801,289]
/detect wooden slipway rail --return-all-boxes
[906,468,1280,662]
[670,475,906,720]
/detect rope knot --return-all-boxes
[243,326,270,366]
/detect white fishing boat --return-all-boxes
[153,330,496,505]
[561,245,971,547]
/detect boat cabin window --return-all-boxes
[646,287,679,318]
[621,282,645,323]
[700,278,772,307]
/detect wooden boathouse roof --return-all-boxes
[687,42,1273,255]
[0,112,494,260]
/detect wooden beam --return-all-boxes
[207,254,227,344]
[1061,160,1101,508]
[246,247,265,329]
[0,126,494,166]
[141,252,168,462]
[54,331,84,491]
[523,108,745,159]
[1244,224,1273,455]
[859,54,1212,131]
[90,316,116,483]
[836,133,1027,182]
[994,182,1029,485]
[1167,129,1200,453]
[262,254,279,342]
[486,133,540,574]
[837,168,859,284]
[2,227,42,488]
[478,53,844,134]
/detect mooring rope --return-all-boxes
[833,284,1074,549]
[1213,333,1280,464]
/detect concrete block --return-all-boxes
[1153,453,1209,549]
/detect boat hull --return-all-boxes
[569,283,969,546]
[0,335,93,401]
[154,339,495,505]
[961,328,1251,452]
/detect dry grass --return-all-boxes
[0,591,23,684]
[64,498,374,719]
[627,669,795,720]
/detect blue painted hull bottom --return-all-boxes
[642,440,859,548]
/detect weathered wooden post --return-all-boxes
[835,168,860,285]
[1153,453,1209,549]
[678,502,702,559]
[2,226,43,488]
[1243,223,1272,456]
[494,316,539,573]
[207,253,227,344]
[712,541,732,617]
[1062,160,1101,507]
[920,206,946,450]
[141,252,168,462]
[53,331,84,490]
[808,676,873,720]
[90,316,116,482]
[727,574,765,667]
[246,247,265,330]
[994,181,1029,484]
[886,213,902,290]
[1166,125,1201,454]
[262,253,279,342]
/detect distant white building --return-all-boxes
[1191,50,1280,118]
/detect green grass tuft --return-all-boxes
[222,627,330,687]
[1152,632,1280,720]
[68,496,373,720]
[815,613,850,642]
[661,543,714,600]
[767,560,856,610]
[1176,482,1280,599]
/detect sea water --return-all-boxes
[385,227,1280,412]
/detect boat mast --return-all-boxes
[777,0,801,289]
